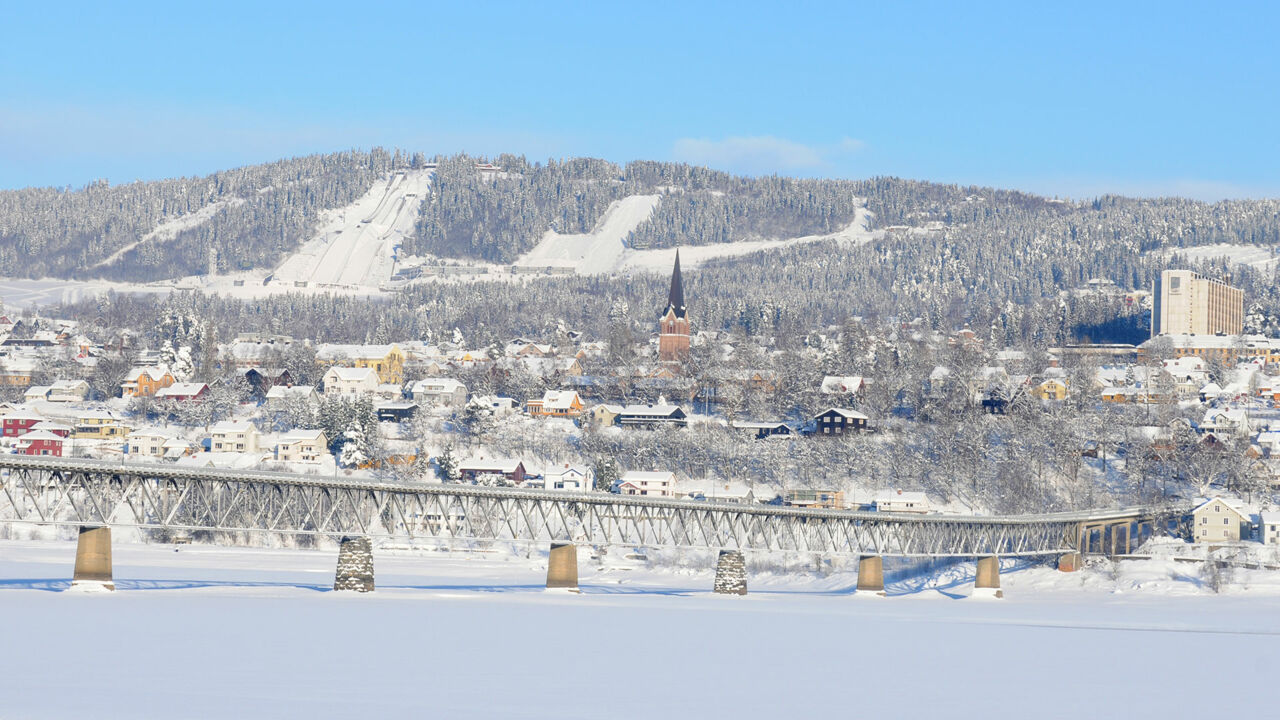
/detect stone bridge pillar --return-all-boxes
[546,543,579,592]
[973,555,1002,599]
[856,555,885,595]
[71,525,114,591]
[1057,552,1083,572]
[714,550,747,595]
[334,536,374,592]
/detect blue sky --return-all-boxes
[2,1,1277,199]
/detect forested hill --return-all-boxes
[1,148,1279,285]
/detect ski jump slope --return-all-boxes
[273,169,433,288]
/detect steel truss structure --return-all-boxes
[0,456,1166,557]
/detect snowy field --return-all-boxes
[3,538,1280,718]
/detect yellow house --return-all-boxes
[1033,378,1069,401]
[317,344,406,384]
[73,411,131,439]
[526,390,584,418]
[122,367,175,397]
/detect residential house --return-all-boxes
[122,367,175,397]
[525,464,594,491]
[785,489,845,509]
[873,491,931,514]
[209,421,260,453]
[155,382,209,402]
[730,420,794,440]
[2,411,43,437]
[321,367,380,397]
[47,380,91,403]
[458,459,527,485]
[812,408,869,436]
[244,367,293,397]
[376,402,418,422]
[1261,511,1280,544]
[0,357,37,387]
[1191,497,1251,543]
[275,429,328,463]
[316,344,406,384]
[467,395,517,416]
[586,403,624,429]
[128,428,186,458]
[73,411,130,440]
[30,421,72,438]
[526,390,584,418]
[616,400,687,428]
[1032,377,1069,401]
[409,378,468,406]
[265,385,319,408]
[617,471,676,498]
[17,430,65,457]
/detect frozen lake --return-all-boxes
[1,539,1277,718]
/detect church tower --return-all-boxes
[659,250,690,363]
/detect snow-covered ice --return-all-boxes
[2,538,1279,718]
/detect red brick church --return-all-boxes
[659,250,690,363]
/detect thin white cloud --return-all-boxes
[671,135,864,176]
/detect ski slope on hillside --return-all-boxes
[93,198,246,270]
[514,197,879,276]
[515,194,661,273]
[273,170,432,288]
[620,205,879,273]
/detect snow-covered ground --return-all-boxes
[514,197,880,275]
[273,170,433,288]
[515,194,661,273]
[1160,242,1280,270]
[619,205,880,273]
[2,537,1279,718]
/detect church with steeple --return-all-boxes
[658,250,690,363]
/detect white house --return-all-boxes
[873,490,931,514]
[265,385,319,407]
[1261,511,1280,545]
[322,367,381,397]
[533,464,594,491]
[820,375,865,395]
[47,380,91,403]
[410,378,468,406]
[275,429,327,463]
[1191,497,1251,543]
[128,427,185,458]
[616,471,675,498]
[209,420,260,453]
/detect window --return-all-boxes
[1224,518,1229,525]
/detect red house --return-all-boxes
[3,412,43,437]
[155,382,209,403]
[18,430,64,457]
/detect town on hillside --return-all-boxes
[3,262,1280,548]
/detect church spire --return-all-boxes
[664,249,686,319]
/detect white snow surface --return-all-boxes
[514,197,879,275]
[1161,243,1280,270]
[273,170,433,288]
[516,194,661,273]
[620,205,880,273]
[3,537,1280,718]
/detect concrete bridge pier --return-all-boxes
[855,555,885,596]
[1057,552,1083,572]
[70,525,114,591]
[972,555,1002,599]
[713,550,748,595]
[333,536,375,592]
[546,543,579,592]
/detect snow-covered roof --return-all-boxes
[820,408,869,420]
[266,385,317,399]
[411,378,466,393]
[1191,496,1250,518]
[210,420,256,434]
[620,471,675,483]
[820,375,864,394]
[325,366,379,382]
[537,390,581,410]
[17,430,65,443]
[278,429,325,444]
